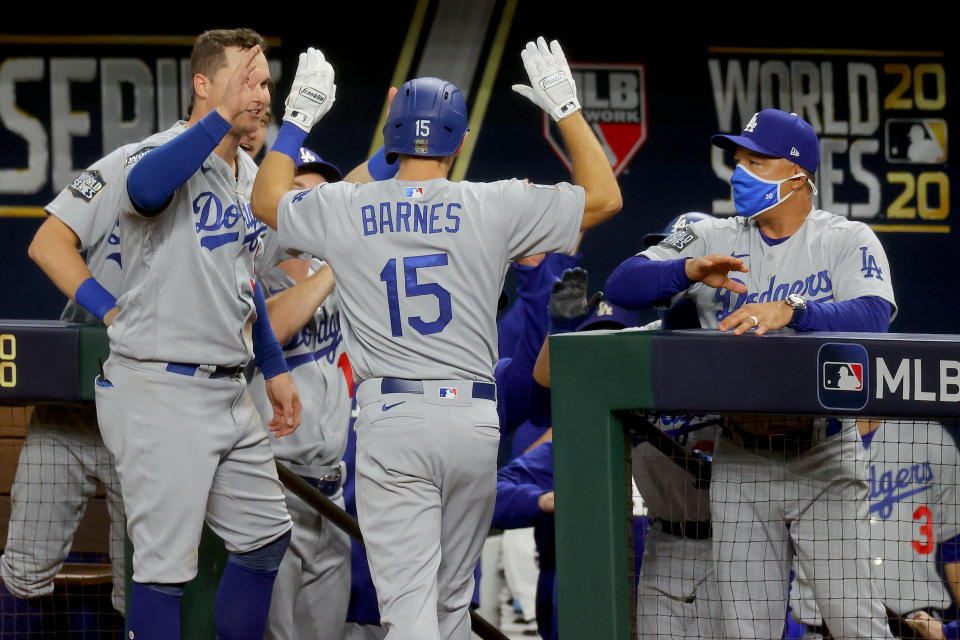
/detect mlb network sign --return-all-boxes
[543,63,647,177]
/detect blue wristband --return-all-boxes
[367,145,399,181]
[271,122,309,163]
[75,277,117,321]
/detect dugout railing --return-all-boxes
[549,328,960,639]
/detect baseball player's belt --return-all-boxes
[722,423,819,455]
[653,518,711,540]
[380,377,497,401]
[165,362,244,379]
[300,469,342,497]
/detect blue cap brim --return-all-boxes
[711,133,780,159]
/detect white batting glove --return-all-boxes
[283,47,336,133]
[512,37,580,121]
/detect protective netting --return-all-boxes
[627,412,960,640]
[0,405,126,637]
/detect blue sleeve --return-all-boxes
[937,533,960,564]
[493,443,555,529]
[528,381,552,428]
[251,281,288,379]
[605,255,691,310]
[945,620,960,640]
[127,111,232,213]
[792,296,891,333]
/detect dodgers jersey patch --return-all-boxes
[68,170,107,202]
[658,225,698,252]
[125,146,157,167]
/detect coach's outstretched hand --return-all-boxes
[512,36,581,121]
[215,45,264,123]
[265,372,303,437]
[684,254,749,293]
[284,47,336,133]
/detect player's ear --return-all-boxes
[193,73,210,101]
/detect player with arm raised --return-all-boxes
[93,29,301,640]
[252,37,621,640]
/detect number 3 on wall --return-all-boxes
[380,253,452,337]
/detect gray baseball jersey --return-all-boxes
[46,143,139,323]
[108,122,268,366]
[792,420,960,624]
[249,231,351,471]
[641,209,897,326]
[276,178,584,382]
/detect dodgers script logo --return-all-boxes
[192,192,264,252]
[869,461,934,519]
[817,343,869,411]
[282,307,343,370]
[715,270,833,321]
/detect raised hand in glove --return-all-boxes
[284,47,336,133]
[549,267,598,334]
[512,36,581,121]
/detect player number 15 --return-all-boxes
[380,253,452,337]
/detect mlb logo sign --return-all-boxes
[404,187,424,199]
[817,343,869,411]
[439,387,458,399]
[822,362,864,391]
[543,63,647,177]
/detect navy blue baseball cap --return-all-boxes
[711,109,819,173]
[576,299,640,332]
[296,147,343,183]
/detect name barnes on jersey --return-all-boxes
[291,188,464,237]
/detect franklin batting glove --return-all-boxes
[512,37,581,121]
[284,47,336,133]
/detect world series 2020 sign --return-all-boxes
[707,46,949,234]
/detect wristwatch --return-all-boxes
[784,294,807,328]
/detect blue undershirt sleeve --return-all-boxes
[127,110,232,213]
[251,281,288,379]
[937,533,960,564]
[605,255,691,310]
[792,296,891,333]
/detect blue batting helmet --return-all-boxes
[383,77,469,163]
[642,212,715,248]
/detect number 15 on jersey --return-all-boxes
[380,253,452,337]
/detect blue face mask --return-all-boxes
[730,165,814,218]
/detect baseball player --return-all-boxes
[252,36,622,639]
[790,419,960,638]
[91,29,303,640]
[1,142,139,629]
[606,108,898,639]
[245,148,354,639]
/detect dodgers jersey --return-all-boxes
[642,209,897,326]
[248,230,351,470]
[277,178,584,382]
[46,144,139,323]
[107,123,269,366]
[793,421,960,619]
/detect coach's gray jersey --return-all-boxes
[793,421,960,621]
[632,415,718,522]
[642,209,897,327]
[277,178,584,382]
[46,144,140,323]
[107,123,269,366]
[248,232,351,469]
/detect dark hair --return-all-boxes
[190,28,266,81]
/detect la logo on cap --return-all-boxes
[744,113,759,133]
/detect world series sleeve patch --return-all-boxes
[68,170,107,202]
[658,226,699,252]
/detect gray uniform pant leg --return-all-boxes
[344,622,387,640]
[355,384,499,640]
[789,428,892,640]
[637,530,720,639]
[266,488,351,640]
[0,406,126,613]
[95,357,291,584]
[476,533,504,627]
